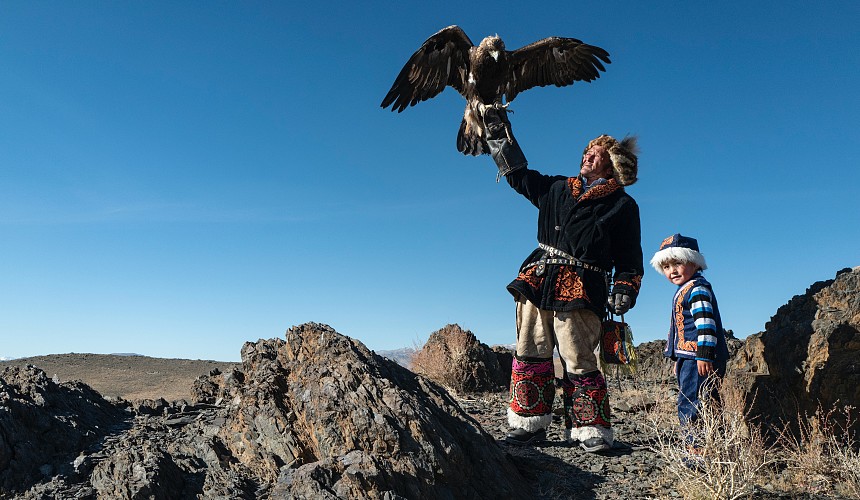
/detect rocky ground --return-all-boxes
[457,387,674,499]
[0,358,688,499]
[0,345,847,499]
[1,267,856,499]
[454,385,846,500]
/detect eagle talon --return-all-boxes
[496,103,515,142]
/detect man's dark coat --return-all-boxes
[505,169,644,317]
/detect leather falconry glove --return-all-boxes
[483,107,527,180]
[608,292,633,315]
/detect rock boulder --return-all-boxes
[0,365,129,494]
[223,322,528,498]
[730,267,860,438]
[631,330,742,384]
[410,324,509,394]
[2,323,532,499]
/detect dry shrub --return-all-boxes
[645,376,774,500]
[776,405,860,498]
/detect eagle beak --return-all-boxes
[490,50,499,61]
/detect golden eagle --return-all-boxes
[380,25,611,155]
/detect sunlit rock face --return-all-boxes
[730,267,860,439]
[0,322,529,498]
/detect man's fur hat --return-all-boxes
[583,135,639,186]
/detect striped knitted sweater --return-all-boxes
[662,273,728,362]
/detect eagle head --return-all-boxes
[480,35,505,61]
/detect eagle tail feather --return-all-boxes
[457,118,487,156]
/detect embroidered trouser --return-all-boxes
[508,294,610,433]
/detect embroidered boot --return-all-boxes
[506,356,555,445]
[562,371,614,452]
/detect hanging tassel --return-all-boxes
[618,320,637,378]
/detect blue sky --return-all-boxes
[2,2,857,362]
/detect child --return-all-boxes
[650,234,729,433]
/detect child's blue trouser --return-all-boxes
[676,357,726,428]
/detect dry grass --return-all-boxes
[641,375,860,499]
[644,376,774,500]
[613,378,674,415]
[775,405,860,498]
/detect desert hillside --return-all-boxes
[0,353,236,401]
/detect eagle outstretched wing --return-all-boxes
[380,26,474,112]
[505,37,611,102]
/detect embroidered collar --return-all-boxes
[568,176,621,201]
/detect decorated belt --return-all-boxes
[523,243,608,276]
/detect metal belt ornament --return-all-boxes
[524,243,608,276]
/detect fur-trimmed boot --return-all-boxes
[562,370,614,452]
[505,356,554,445]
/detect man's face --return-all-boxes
[580,145,612,182]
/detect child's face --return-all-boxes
[661,260,698,286]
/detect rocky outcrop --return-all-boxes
[631,331,743,384]
[0,365,129,494]
[205,322,527,498]
[730,267,860,438]
[627,339,673,383]
[410,324,509,394]
[491,345,513,387]
[1,323,529,499]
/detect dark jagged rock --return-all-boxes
[134,397,170,416]
[628,339,673,384]
[0,365,130,495]
[217,323,528,498]
[730,267,860,438]
[491,345,513,388]
[3,323,530,499]
[631,330,742,384]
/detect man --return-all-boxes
[484,108,643,452]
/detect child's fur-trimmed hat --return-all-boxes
[650,233,707,272]
[583,135,639,186]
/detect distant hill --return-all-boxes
[376,347,414,368]
[0,353,236,401]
